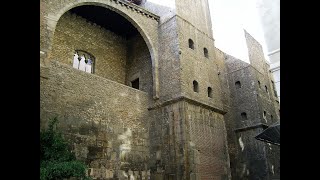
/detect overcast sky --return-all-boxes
[209,0,268,63]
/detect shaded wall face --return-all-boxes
[126,35,153,95]
[255,69,280,122]
[227,66,261,128]
[157,16,182,102]
[40,62,151,179]
[148,101,230,180]
[234,128,269,180]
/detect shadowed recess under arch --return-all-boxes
[70,5,139,39]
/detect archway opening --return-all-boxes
[50,5,153,93]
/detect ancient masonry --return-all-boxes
[40,0,280,179]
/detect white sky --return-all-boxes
[209,0,269,63]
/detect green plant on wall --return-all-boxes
[40,117,91,180]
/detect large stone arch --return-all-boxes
[41,0,160,99]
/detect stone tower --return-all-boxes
[144,0,231,179]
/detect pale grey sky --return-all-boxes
[209,0,269,63]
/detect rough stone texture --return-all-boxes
[148,101,230,180]
[41,61,151,179]
[220,33,280,180]
[157,16,181,102]
[40,0,160,98]
[175,0,213,39]
[126,35,153,95]
[177,17,223,111]
[142,0,176,24]
[50,12,127,84]
[40,0,279,179]
[50,12,153,95]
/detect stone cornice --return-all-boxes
[148,96,227,115]
[116,0,160,22]
[234,123,269,132]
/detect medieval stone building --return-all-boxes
[40,0,280,179]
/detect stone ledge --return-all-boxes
[148,96,226,115]
[116,0,160,22]
[234,123,268,132]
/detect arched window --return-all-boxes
[73,50,95,74]
[235,81,241,89]
[193,80,199,92]
[241,112,248,120]
[258,81,261,88]
[263,111,266,119]
[189,39,194,50]
[208,87,213,98]
[204,48,209,58]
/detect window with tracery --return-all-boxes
[73,50,95,73]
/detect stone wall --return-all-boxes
[234,128,269,180]
[40,62,151,179]
[175,0,213,38]
[223,34,280,180]
[177,17,223,111]
[157,16,182,102]
[225,56,262,129]
[148,101,230,180]
[245,30,267,75]
[126,35,153,95]
[50,12,127,84]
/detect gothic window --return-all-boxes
[204,48,209,58]
[193,80,199,92]
[189,39,194,50]
[235,81,241,89]
[258,81,261,88]
[73,50,95,73]
[241,112,248,120]
[263,111,266,119]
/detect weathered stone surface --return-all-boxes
[40,0,279,179]
[40,62,150,179]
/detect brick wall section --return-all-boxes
[245,30,267,75]
[126,35,153,96]
[40,0,160,98]
[225,56,262,128]
[175,0,213,38]
[222,33,280,179]
[149,101,230,180]
[234,128,269,180]
[214,48,231,107]
[157,16,182,102]
[50,12,128,84]
[177,17,224,111]
[40,62,151,179]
